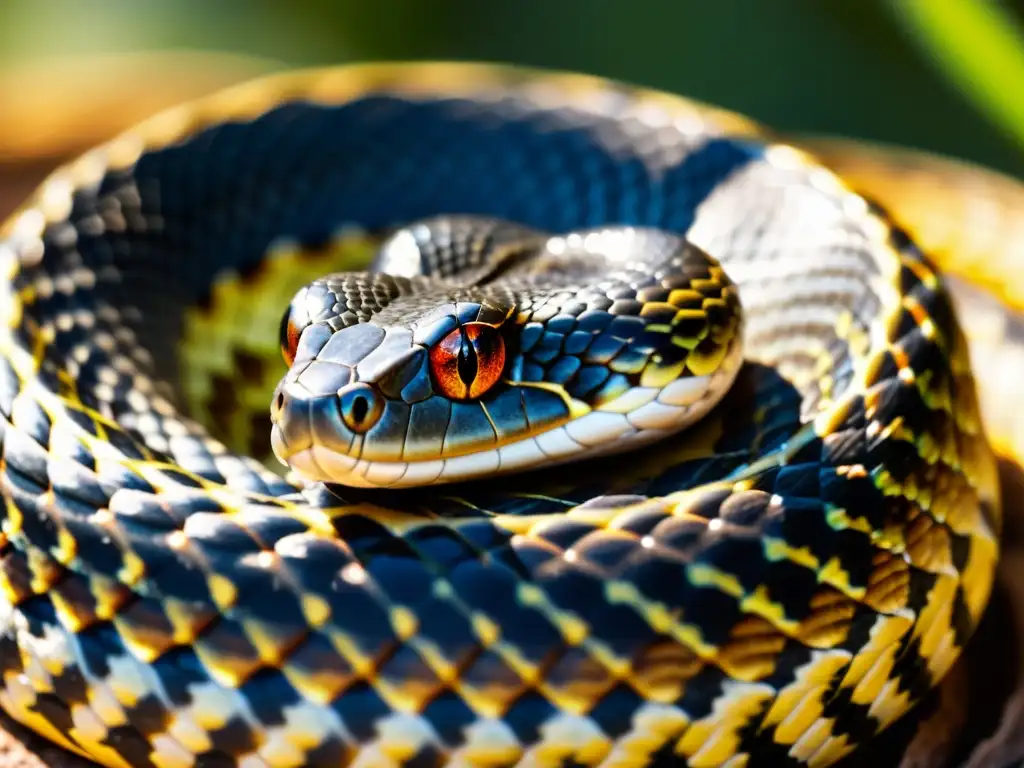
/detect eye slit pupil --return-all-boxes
[352,395,369,424]
[456,332,479,386]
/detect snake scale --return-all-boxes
[0,63,1009,767]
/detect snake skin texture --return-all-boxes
[0,64,1002,768]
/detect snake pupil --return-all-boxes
[337,383,384,433]
[352,395,369,425]
[457,333,479,387]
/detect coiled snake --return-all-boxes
[0,63,1010,767]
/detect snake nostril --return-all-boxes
[338,383,384,434]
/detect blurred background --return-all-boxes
[2,0,1024,178]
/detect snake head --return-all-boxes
[270,277,543,488]
[270,226,744,489]
[271,287,576,488]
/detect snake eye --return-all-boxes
[429,322,506,400]
[338,383,384,433]
[279,308,303,367]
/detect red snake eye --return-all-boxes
[279,308,303,367]
[429,323,506,400]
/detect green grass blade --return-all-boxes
[892,0,1024,152]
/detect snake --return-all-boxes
[0,62,1010,768]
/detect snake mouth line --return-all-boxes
[281,339,744,488]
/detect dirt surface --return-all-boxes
[1,163,1023,768]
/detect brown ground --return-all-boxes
[2,160,1024,768]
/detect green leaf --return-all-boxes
[891,0,1024,153]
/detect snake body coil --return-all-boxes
[0,64,1001,767]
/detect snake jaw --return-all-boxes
[272,332,745,490]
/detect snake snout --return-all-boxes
[269,357,388,484]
